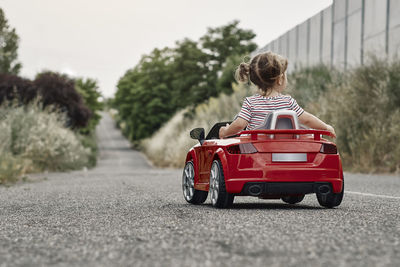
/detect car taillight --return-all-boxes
[227,143,258,154]
[320,143,337,154]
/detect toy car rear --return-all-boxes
[182,112,344,208]
[221,135,343,198]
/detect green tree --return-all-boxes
[115,48,175,141]
[200,20,257,71]
[216,54,244,95]
[200,20,257,95]
[170,38,213,107]
[114,21,257,141]
[75,78,103,134]
[0,8,21,74]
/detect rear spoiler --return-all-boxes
[239,129,334,141]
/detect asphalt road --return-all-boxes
[1,113,399,267]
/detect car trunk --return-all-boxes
[252,141,322,153]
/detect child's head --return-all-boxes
[235,51,288,95]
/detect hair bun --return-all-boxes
[235,62,250,83]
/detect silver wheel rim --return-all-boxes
[182,162,195,201]
[210,162,219,205]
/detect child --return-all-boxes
[219,51,336,138]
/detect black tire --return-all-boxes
[182,161,208,205]
[282,194,305,204]
[209,160,234,208]
[316,183,344,208]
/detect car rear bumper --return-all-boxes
[238,181,339,196]
[223,153,343,194]
[226,178,343,194]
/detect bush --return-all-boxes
[287,57,400,173]
[0,100,90,183]
[325,58,400,172]
[0,154,27,184]
[0,115,27,183]
[286,64,342,107]
[34,71,91,128]
[75,78,103,134]
[0,73,36,104]
[78,132,98,168]
[0,72,98,130]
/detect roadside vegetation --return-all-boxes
[111,17,400,173]
[113,21,257,143]
[288,58,400,173]
[141,83,252,167]
[0,8,103,183]
[0,72,103,184]
[0,100,90,182]
[140,57,400,173]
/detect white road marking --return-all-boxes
[346,191,400,200]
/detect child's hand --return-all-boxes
[326,124,336,138]
[219,123,230,138]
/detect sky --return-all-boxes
[1,0,332,97]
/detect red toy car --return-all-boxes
[182,110,344,208]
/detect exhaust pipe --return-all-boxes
[248,185,262,196]
[318,185,331,195]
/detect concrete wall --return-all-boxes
[309,12,321,65]
[346,0,363,67]
[389,0,400,57]
[321,6,332,65]
[257,0,400,71]
[332,0,346,68]
[287,27,297,72]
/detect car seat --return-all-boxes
[255,110,299,139]
[255,110,299,130]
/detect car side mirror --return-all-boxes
[190,128,205,145]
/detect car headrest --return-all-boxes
[255,110,299,130]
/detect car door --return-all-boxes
[198,141,217,184]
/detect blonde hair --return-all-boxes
[235,51,288,95]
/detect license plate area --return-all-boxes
[272,153,307,162]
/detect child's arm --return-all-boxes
[219,118,248,138]
[299,111,336,138]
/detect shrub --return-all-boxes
[34,71,91,128]
[324,58,400,172]
[286,64,342,107]
[75,78,103,134]
[0,115,26,183]
[287,57,400,172]
[0,154,27,184]
[0,73,36,104]
[0,72,99,130]
[78,133,98,168]
[0,100,90,183]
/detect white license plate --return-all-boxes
[272,153,307,162]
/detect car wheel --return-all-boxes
[209,160,234,208]
[316,183,344,208]
[282,195,305,204]
[182,161,208,204]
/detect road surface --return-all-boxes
[0,113,399,267]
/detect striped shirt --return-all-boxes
[238,94,304,130]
